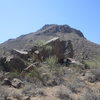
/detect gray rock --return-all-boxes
[2,78,12,86]
[22,96,30,100]
[11,78,24,88]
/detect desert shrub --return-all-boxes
[28,69,40,78]
[85,69,100,82]
[7,72,21,79]
[0,86,8,100]
[82,92,100,100]
[53,66,65,78]
[57,85,73,100]
[44,45,52,51]
[26,67,45,86]
[67,79,85,94]
[81,61,90,69]
[22,84,46,97]
[84,57,100,69]
[45,55,58,70]
[10,93,23,100]
[34,40,46,47]
[67,63,84,73]
[32,89,46,97]
[22,84,35,96]
[81,88,100,100]
[90,69,100,81]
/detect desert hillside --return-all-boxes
[0,24,100,100]
[0,24,100,60]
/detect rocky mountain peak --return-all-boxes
[37,24,85,38]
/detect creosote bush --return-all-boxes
[27,68,40,78]
[7,72,21,79]
[34,40,46,47]
[46,55,58,70]
[81,88,100,100]
[83,57,100,69]
[44,45,52,51]
[26,67,45,86]
[57,86,73,100]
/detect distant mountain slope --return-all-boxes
[0,24,100,60]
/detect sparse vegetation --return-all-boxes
[45,55,58,70]
[7,72,21,79]
[34,40,46,47]
[0,25,100,100]
[84,57,100,68]
[44,45,52,51]
[57,86,73,100]
[81,88,100,100]
[27,68,42,81]
[0,85,8,100]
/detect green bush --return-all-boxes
[45,55,58,70]
[27,68,43,81]
[26,68,46,86]
[44,45,52,51]
[28,69,39,78]
[83,57,100,68]
[7,72,21,79]
[34,40,46,47]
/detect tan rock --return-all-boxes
[22,96,30,100]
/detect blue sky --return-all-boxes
[0,0,100,44]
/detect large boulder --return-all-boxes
[0,56,27,72]
[24,37,74,63]
[64,40,74,58]
[42,37,66,61]
[7,56,27,72]
[28,37,67,62]
[36,37,72,63]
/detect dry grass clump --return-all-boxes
[56,85,73,100]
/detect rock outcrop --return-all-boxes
[2,78,24,88]
[0,37,74,72]
[0,24,100,61]
[0,56,27,72]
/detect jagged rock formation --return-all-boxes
[0,56,27,72]
[0,24,100,61]
[0,37,74,72]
